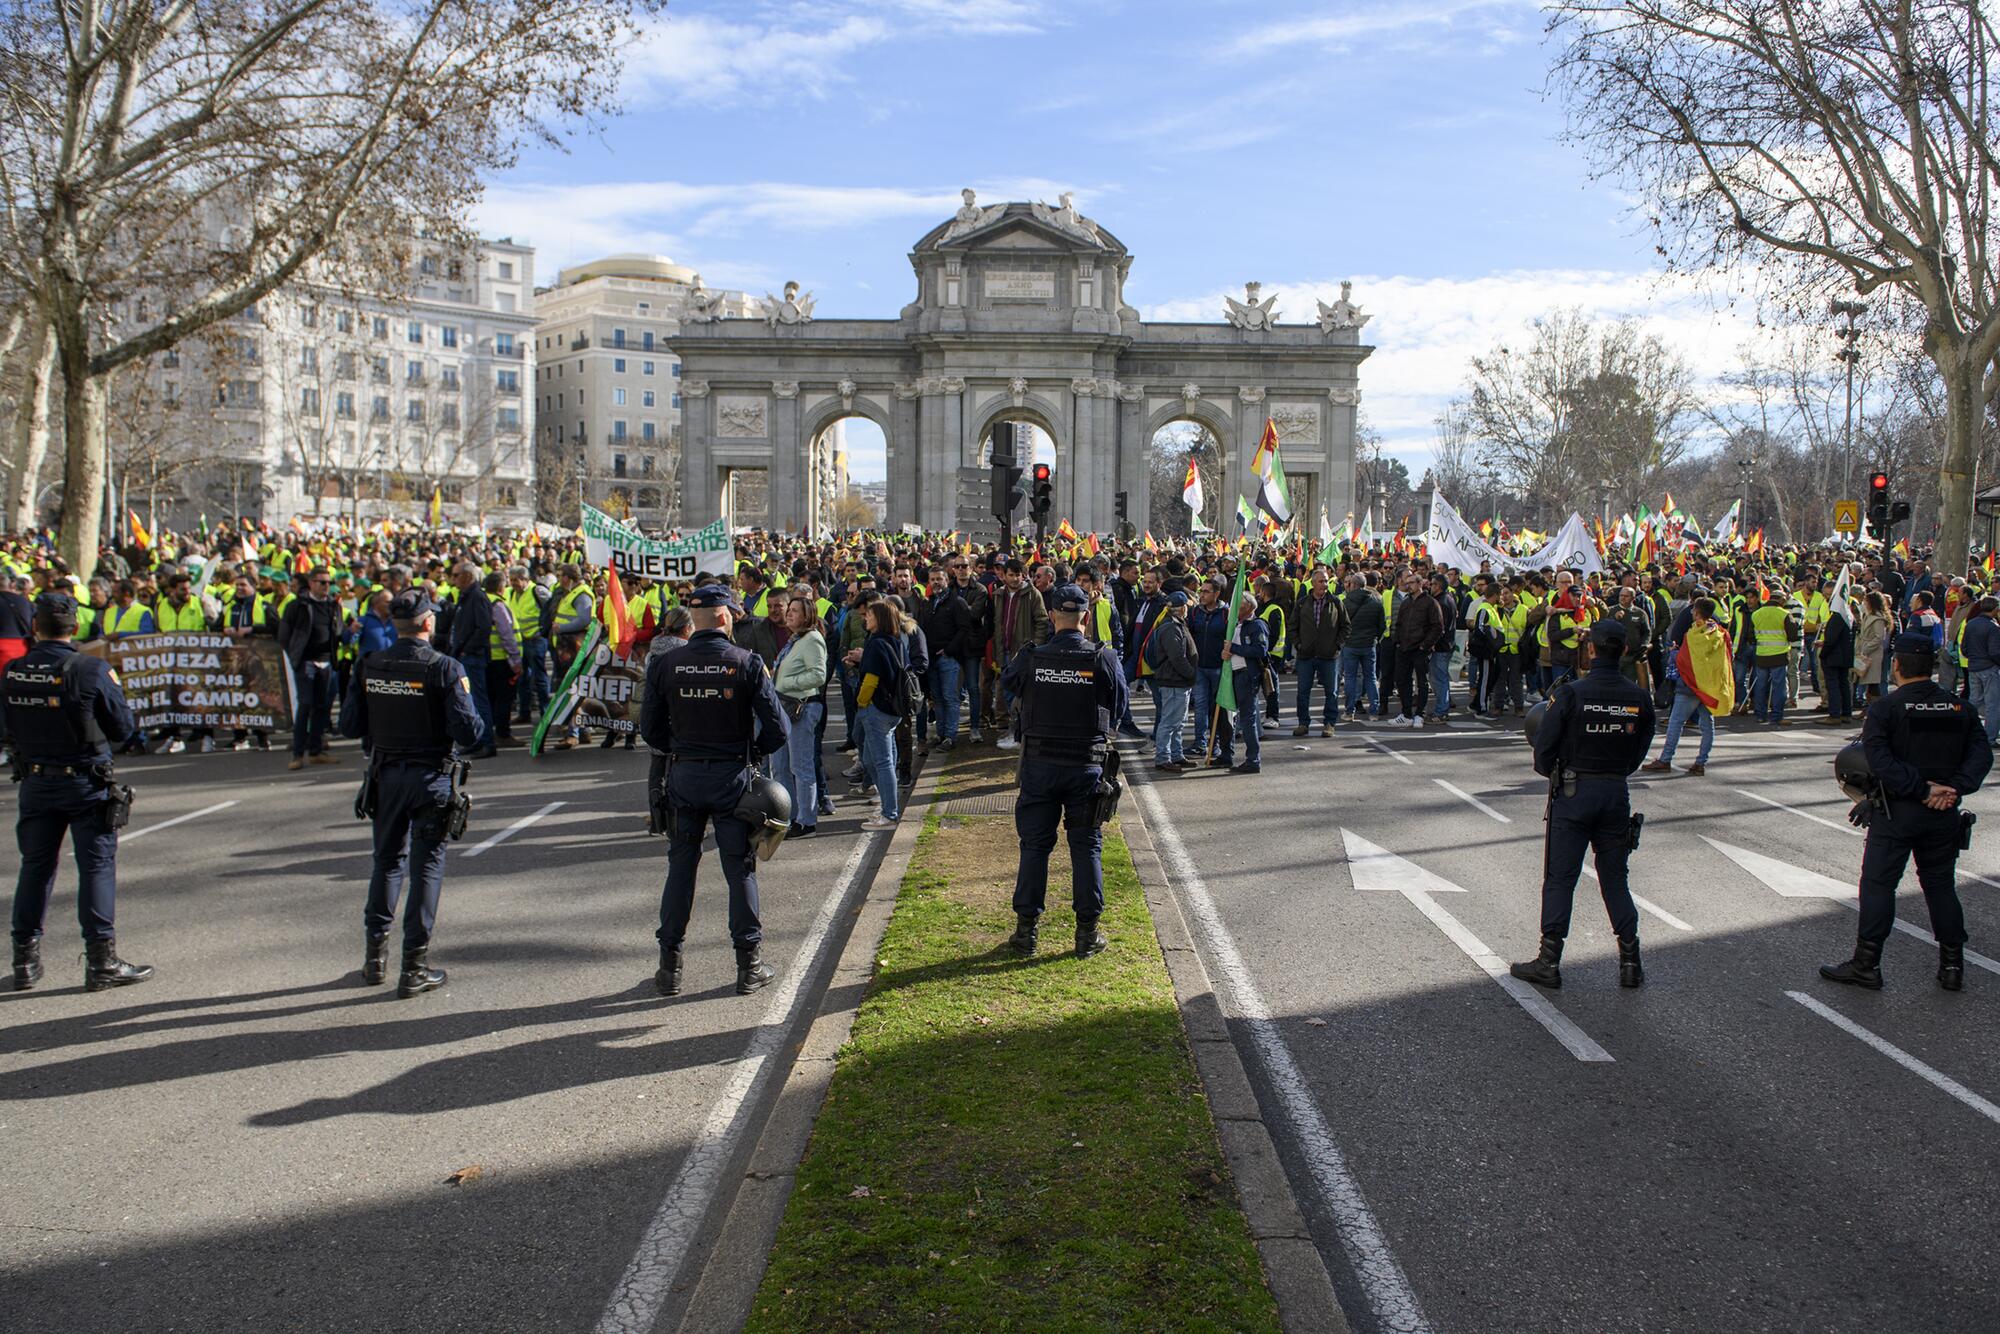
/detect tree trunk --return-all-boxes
[1934,347,1981,575]
[8,322,57,531]
[57,363,105,576]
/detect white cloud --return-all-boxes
[1228,0,1536,54]
[1145,268,1763,470]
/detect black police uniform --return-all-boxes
[1823,641,1992,990]
[1514,622,1655,989]
[1000,609,1129,957]
[638,605,789,997]
[337,612,483,995]
[4,603,150,991]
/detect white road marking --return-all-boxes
[1432,779,1510,824]
[122,800,239,842]
[462,800,565,857]
[1578,865,1694,932]
[596,834,881,1334]
[1132,779,1431,1334]
[1961,870,2000,891]
[1343,829,1613,1064]
[1735,787,1862,836]
[1787,991,2000,1127]
[1703,838,2000,975]
[1363,736,1413,766]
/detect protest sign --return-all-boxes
[580,506,733,583]
[87,634,292,732]
[530,623,649,755]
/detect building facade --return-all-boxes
[112,235,539,531]
[531,255,756,527]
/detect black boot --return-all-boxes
[735,944,775,995]
[397,946,446,997]
[1509,934,1563,990]
[656,945,683,997]
[12,937,42,991]
[1617,934,1644,989]
[362,934,391,986]
[84,938,154,992]
[1075,918,1108,958]
[1939,943,1966,992]
[1819,938,1884,989]
[1008,913,1038,956]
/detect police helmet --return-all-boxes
[1834,741,1874,803]
[733,772,793,861]
[1523,699,1548,748]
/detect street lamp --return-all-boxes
[1736,448,1759,531]
[1599,477,1615,530]
[1832,299,1867,495]
[1375,482,1388,535]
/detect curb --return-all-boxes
[1115,744,1354,1334]
[667,755,947,1334]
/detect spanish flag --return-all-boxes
[127,510,151,549]
[1057,518,1081,545]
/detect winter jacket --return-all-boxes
[1393,591,1443,653]
[1145,616,1199,689]
[1340,588,1386,647]
[1290,590,1345,659]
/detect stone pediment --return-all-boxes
[913,199,1124,256]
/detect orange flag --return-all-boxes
[128,510,151,549]
[603,565,635,658]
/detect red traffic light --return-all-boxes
[1868,471,1889,494]
[1032,463,1051,482]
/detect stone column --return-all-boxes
[1117,383,1145,534]
[1328,385,1360,534]
[1237,386,1267,530]
[1069,377,1096,530]
[893,381,921,530]
[680,380,712,523]
[768,380,801,532]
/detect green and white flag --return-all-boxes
[1235,494,1257,532]
[1213,561,1252,718]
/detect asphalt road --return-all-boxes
[0,729,893,1334]
[1127,685,2000,1334]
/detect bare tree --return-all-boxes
[0,0,664,568]
[103,351,201,530]
[1551,0,2000,570]
[2,310,56,528]
[1146,421,1222,538]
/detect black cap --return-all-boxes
[33,592,77,618]
[686,584,744,611]
[388,590,436,620]
[1893,631,1938,656]
[1048,583,1090,613]
[1165,590,1190,606]
[1588,619,1629,650]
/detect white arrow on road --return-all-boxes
[1702,837,2000,975]
[1342,829,1614,1063]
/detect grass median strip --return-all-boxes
[747,753,1282,1332]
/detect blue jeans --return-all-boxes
[857,707,900,821]
[1428,649,1452,716]
[1657,686,1713,765]
[930,657,962,742]
[517,636,551,717]
[1969,666,2000,745]
[1192,666,1222,752]
[960,657,983,733]
[1295,657,1338,726]
[1751,664,1787,723]
[1234,671,1261,767]
[1153,684,1190,762]
[458,651,495,749]
[291,660,334,758]
[1339,644,1376,715]
[777,700,823,828]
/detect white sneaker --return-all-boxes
[1410,715,1425,729]
[995,735,1019,750]
[197,738,214,753]
[1385,716,1406,729]
[861,815,898,831]
[164,738,185,754]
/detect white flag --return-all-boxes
[1828,561,1854,626]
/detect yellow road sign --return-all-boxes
[1833,500,1859,534]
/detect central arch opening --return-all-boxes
[1147,419,1224,538]
[807,415,887,536]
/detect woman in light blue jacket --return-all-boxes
[772,596,829,836]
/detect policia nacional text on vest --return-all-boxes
[1000,584,1130,961]
[338,590,484,998]
[1512,618,1656,991]
[4,593,150,992]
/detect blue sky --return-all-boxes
[478,0,1758,484]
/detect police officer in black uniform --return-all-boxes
[1512,619,1656,990]
[5,593,150,992]
[338,589,483,997]
[1001,583,1129,958]
[639,584,789,998]
[1822,631,1992,990]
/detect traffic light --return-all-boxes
[991,425,1024,522]
[1114,490,1128,522]
[1867,471,1889,537]
[1031,463,1053,526]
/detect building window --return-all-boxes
[162,347,180,368]
[335,391,355,419]
[372,316,388,339]
[498,261,514,279]
[407,320,422,344]
[335,351,355,380]
[612,420,628,440]
[371,395,389,421]
[638,487,661,508]
[496,369,519,394]
[232,335,260,363]
[639,390,653,407]
[642,331,654,351]
[671,392,682,409]
[420,255,438,276]
[448,259,463,281]
[441,402,459,428]
[497,483,518,507]
[495,333,516,356]
[163,381,181,407]
[642,360,655,376]
[495,292,516,313]
[641,454,656,476]
[613,453,627,477]
[612,328,626,349]
[298,347,317,373]
[299,387,320,415]
[441,326,458,349]
[556,392,563,410]
[497,406,521,429]
[440,366,459,391]
[613,388,626,406]
[336,310,353,334]
[302,305,319,328]
[406,359,424,384]
[614,357,626,373]
[672,362,682,377]
[407,400,424,422]
[222,379,259,407]
[641,421,657,441]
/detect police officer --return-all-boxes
[337,589,483,998]
[1001,583,1129,958]
[4,593,151,991]
[1821,632,1992,990]
[639,584,790,998]
[1512,619,1656,990]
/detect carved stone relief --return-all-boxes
[716,397,767,438]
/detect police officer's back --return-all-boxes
[639,584,789,998]
[1821,632,1992,990]
[1000,584,1129,959]
[1511,619,1655,990]
[338,590,482,997]
[4,593,149,991]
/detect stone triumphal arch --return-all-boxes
[670,192,1374,536]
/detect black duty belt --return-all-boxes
[1568,771,1626,781]
[26,761,104,777]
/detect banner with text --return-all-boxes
[86,634,293,732]
[1423,491,1604,577]
[580,506,734,582]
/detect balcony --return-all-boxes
[490,343,524,359]
[568,335,590,351]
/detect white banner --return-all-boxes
[1423,492,1603,577]
[580,505,733,582]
